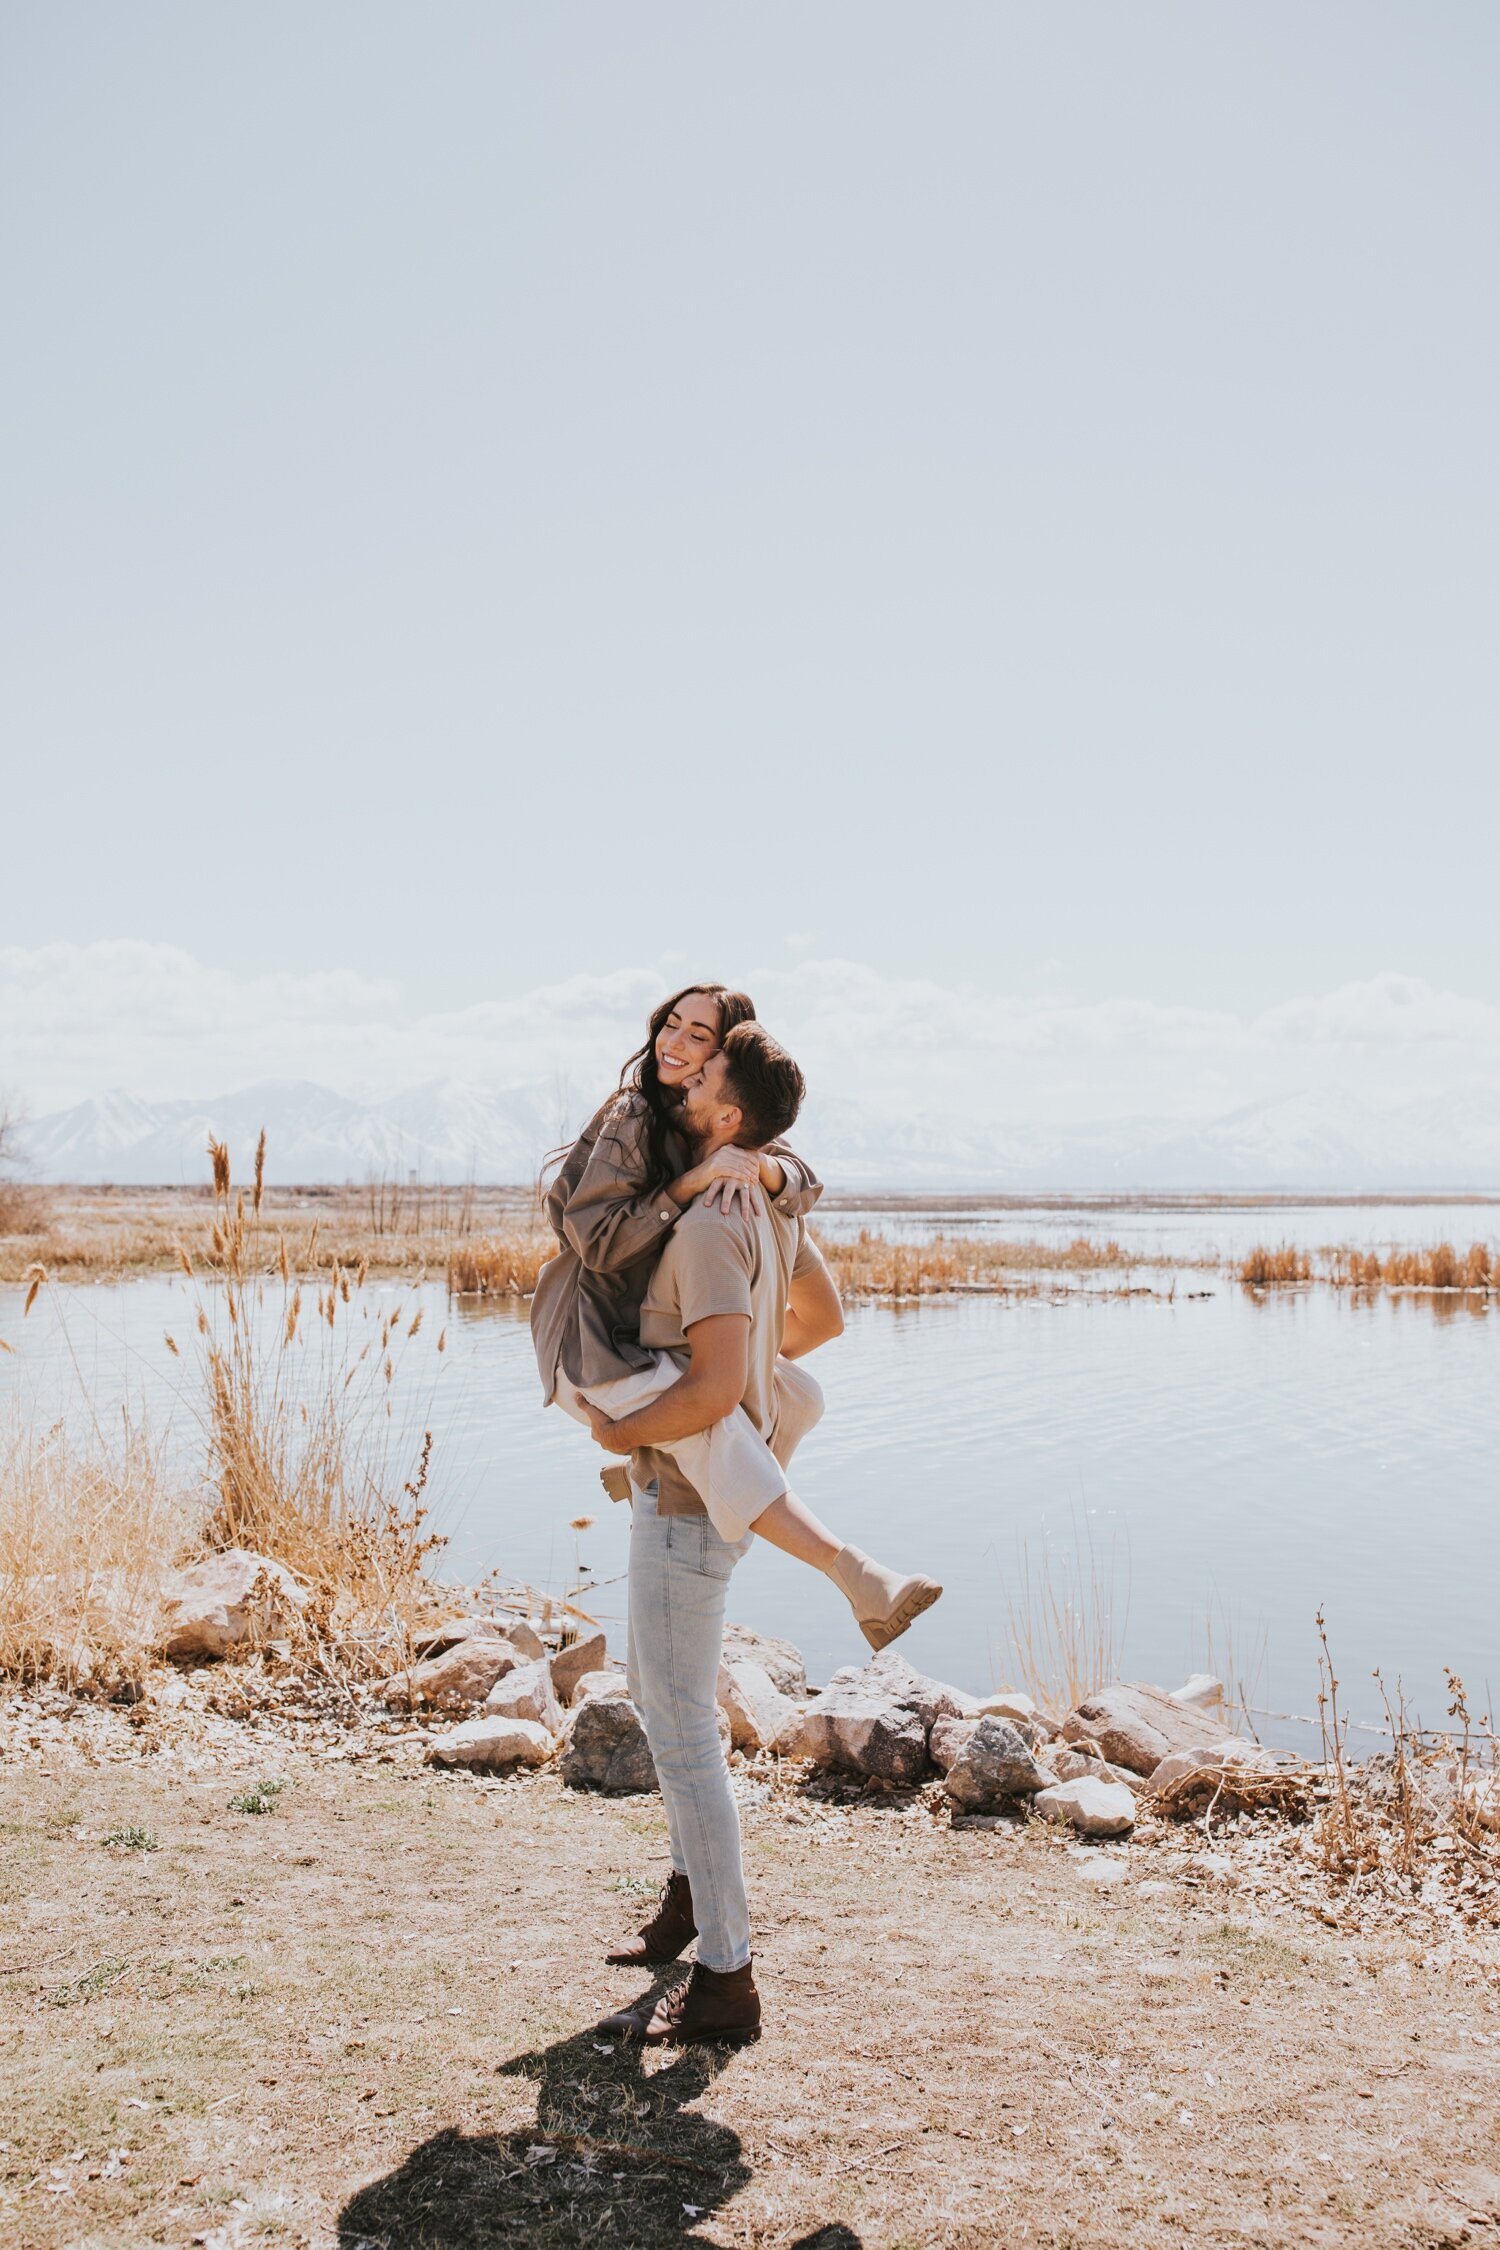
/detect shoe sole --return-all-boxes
[645,2021,762,2048]
[860,1578,943,1652]
[603,1942,692,1967]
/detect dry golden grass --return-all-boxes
[447,1226,555,1296]
[0,1413,197,1694]
[189,1136,448,1653]
[1,1141,455,1688]
[1327,1239,1496,1291]
[0,1181,540,1283]
[1243,1239,1499,1292]
[816,1227,1171,1298]
[1239,1243,1314,1285]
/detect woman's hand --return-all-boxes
[672,1144,764,1222]
[577,1394,633,1454]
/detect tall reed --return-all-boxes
[1002,1519,1127,1716]
[192,1136,447,1641]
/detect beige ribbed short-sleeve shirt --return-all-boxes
[633,1197,825,1516]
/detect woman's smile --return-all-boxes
[654,991,724,1084]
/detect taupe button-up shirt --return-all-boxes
[529,1090,821,1400]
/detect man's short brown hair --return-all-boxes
[718,1022,805,1149]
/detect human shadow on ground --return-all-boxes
[338,1999,865,2249]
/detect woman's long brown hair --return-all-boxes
[540,981,757,1196]
[619,982,757,1194]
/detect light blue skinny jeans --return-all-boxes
[625,1486,754,1972]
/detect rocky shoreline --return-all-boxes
[7,1546,1498,1976]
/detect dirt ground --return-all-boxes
[4,1736,1500,2250]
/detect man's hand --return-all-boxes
[576,1393,633,1454]
[582,1316,750,1453]
[677,1144,764,1222]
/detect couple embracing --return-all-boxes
[530,983,941,2045]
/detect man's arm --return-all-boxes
[581,1314,750,1455]
[780,1253,844,1360]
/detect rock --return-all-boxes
[1170,1673,1226,1710]
[1071,1852,1129,1887]
[569,1668,629,1708]
[561,1697,658,1793]
[944,1715,1056,1810]
[1148,1740,1264,1791]
[929,1715,981,1774]
[484,1657,564,1733]
[550,1632,608,1704]
[410,1615,515,1662]
[773,1684,929,1787]
[157,1550,309,1661]
[717,1659,798,1752]
[860,1650,978,1727]
[1032,1776,1137,1838]
[1466,1778,1500,1832]
[1062,1682,1227,1777]
[721,1624,807,1700]
[1051,1747,1147,1792]
[507,1618,547,1660]
[381,1636,520,1711]
[977,1689,1062,1739]
[425,1716,555,1770]
[1149,1740,1305,1818]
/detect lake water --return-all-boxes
[3,1199,1496,1751]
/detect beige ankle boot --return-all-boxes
[828,1545,942,1651]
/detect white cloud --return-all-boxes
[4,943,1499,1125]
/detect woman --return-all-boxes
[531,982,941,1650]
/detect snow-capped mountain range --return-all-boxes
[16,1079,1500,1191]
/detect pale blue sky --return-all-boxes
[3,4,1498,1103]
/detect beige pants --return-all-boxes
[556,1354,825,1543]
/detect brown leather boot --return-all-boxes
[642,1960,761,2046]
[604,1870,696,1967]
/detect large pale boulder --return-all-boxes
[721,1623,807,1700]
[1062,1682,1227,1777]
[774,1684,929,1787]
[550,1632,608,1705]
[157,1550,309,1661]
[484,1657,564,1733]
[945,1716,1055,1811]
[717,1659,798,1752]
[381,1636,520,1711]
[1032,1776,1137,1838]
[425,1716,555,1770]
[860,1650,978,1727]
[561,1697,658,1793]
[569,1668,629,1708]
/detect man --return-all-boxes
[580,1023,862,2047]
